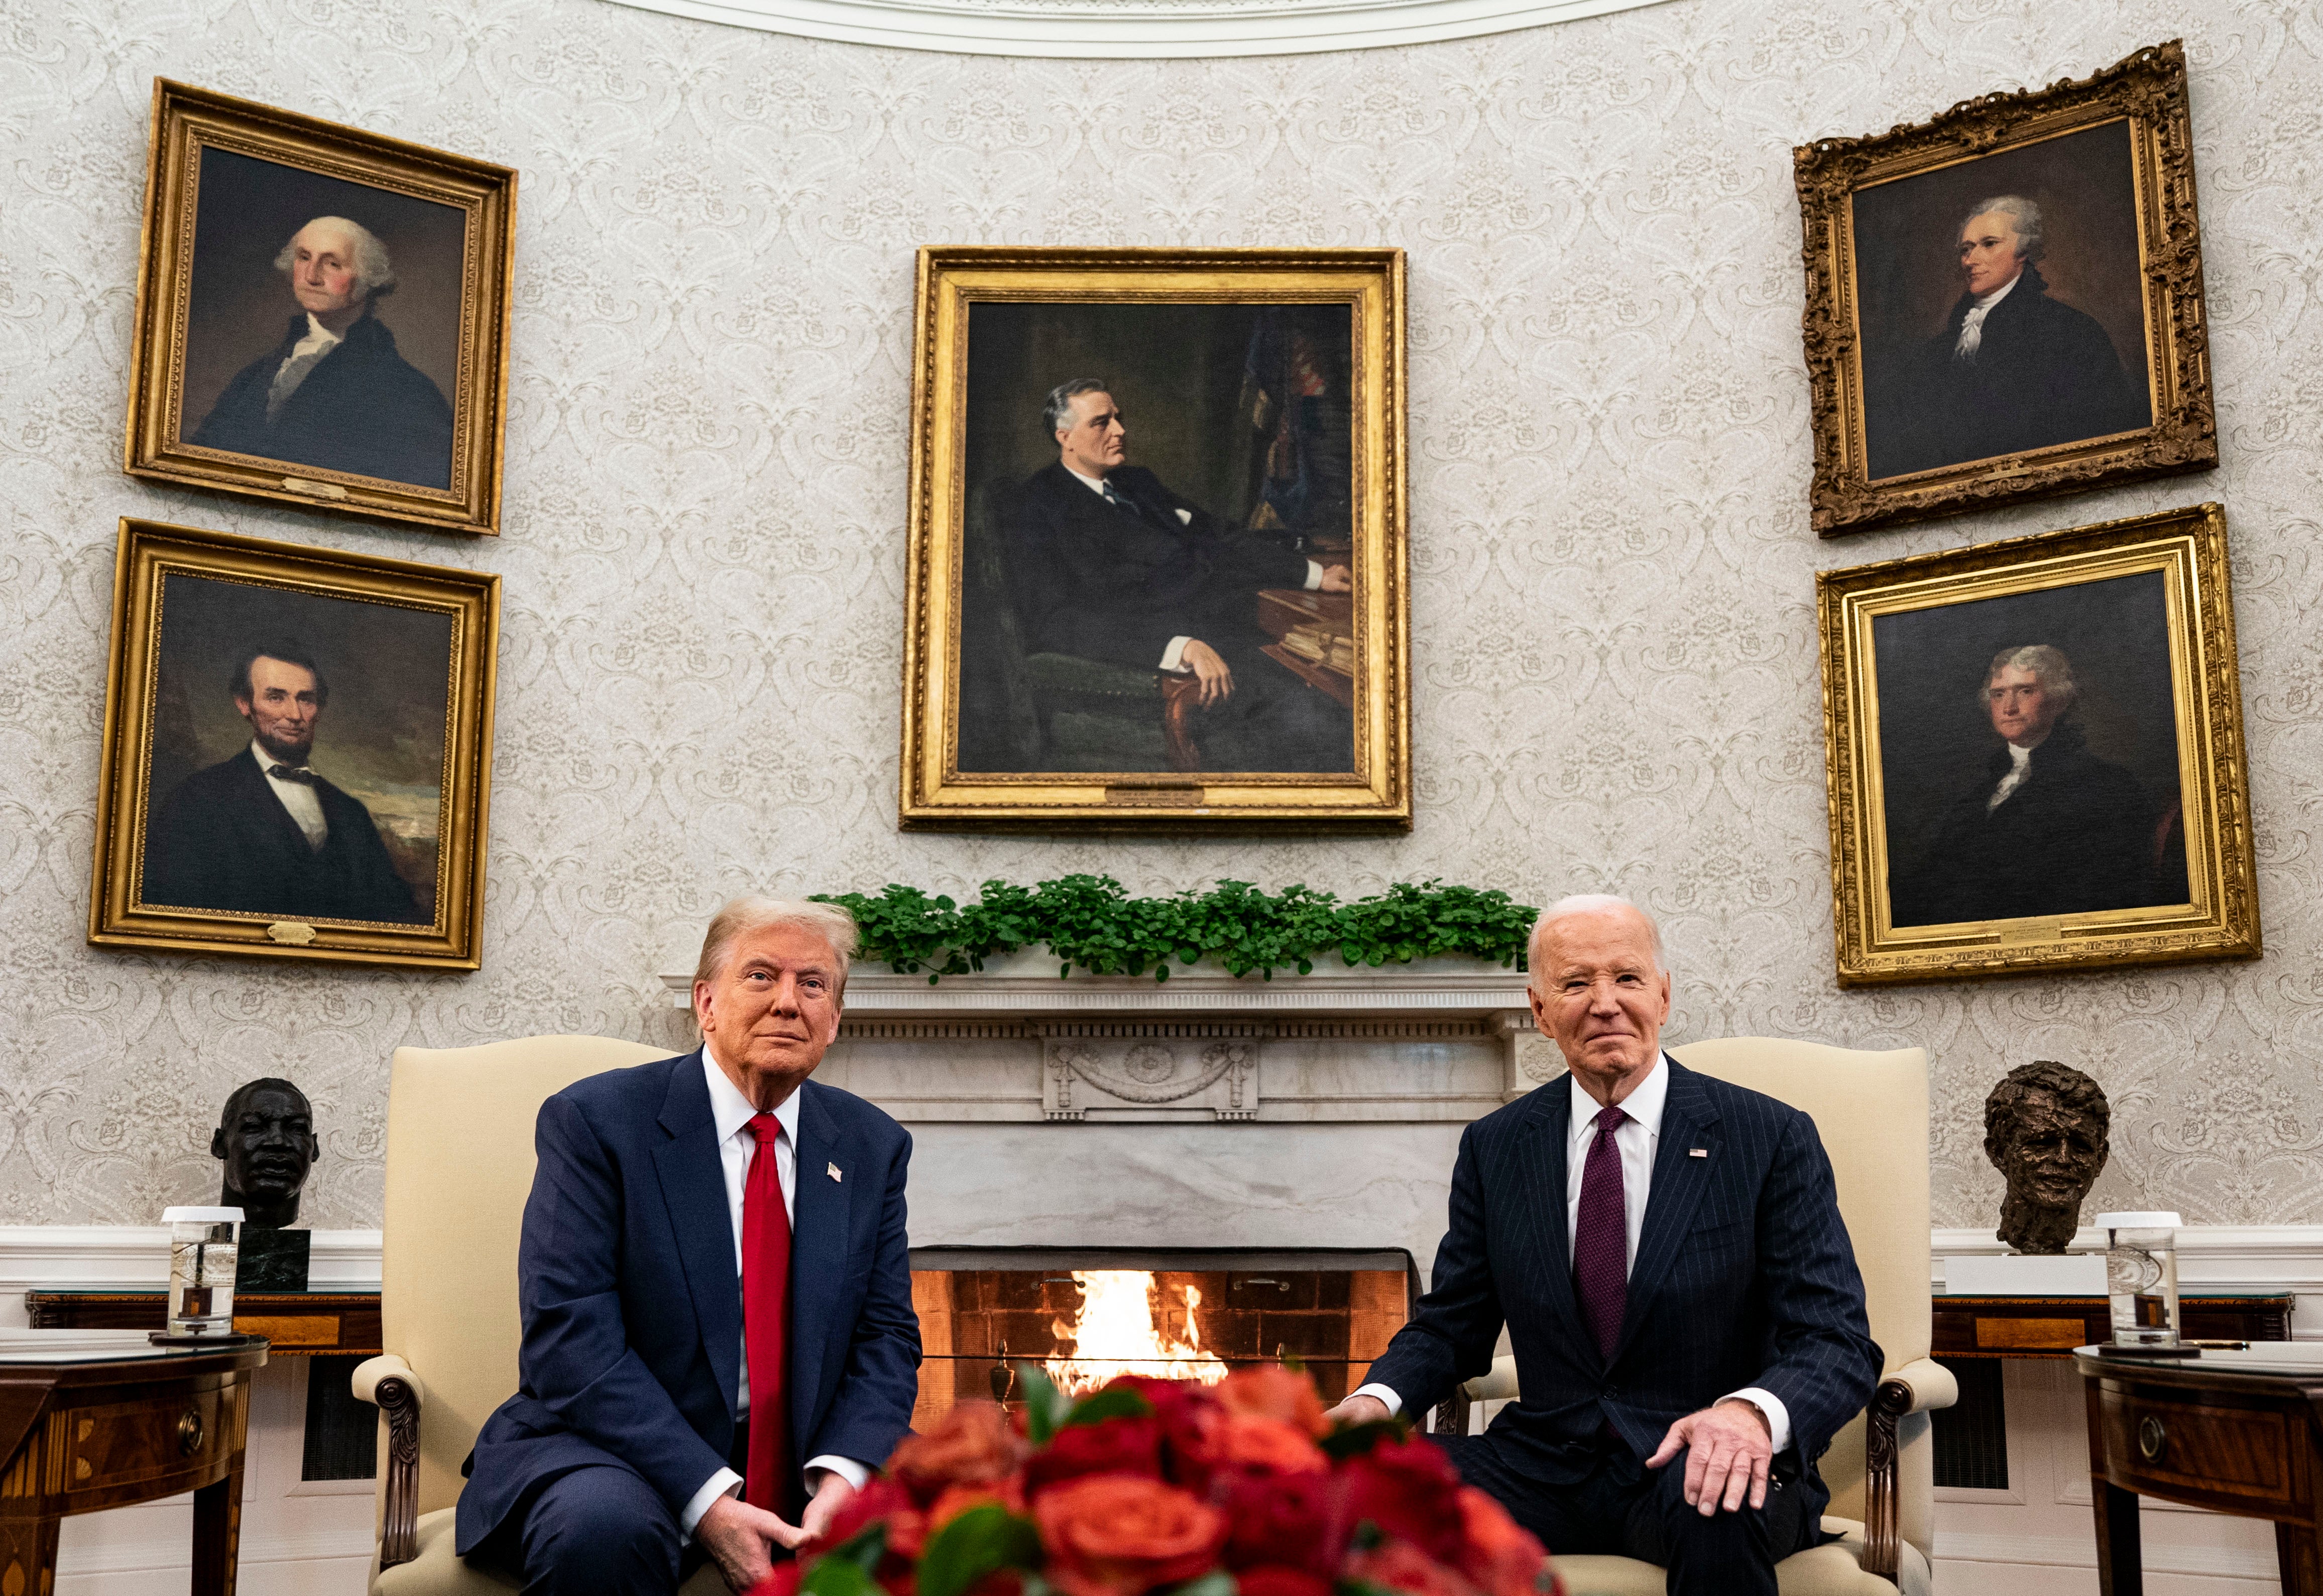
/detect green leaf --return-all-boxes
[823,1522,888,1573]
[802,1558,882,1596]
[1014,1363,1071,1445]
[1166,1573,1237,1596]
[1062,1385,1154,1428]
[1318,1417,1409,1460]
[915,1505,1043,1596]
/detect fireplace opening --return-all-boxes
[907,1246,1417,1428]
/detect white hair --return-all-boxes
[693,897,858,993]
[1986,644,2079,711]
[1527,893,1665,989]
[1043,378,1109,438]
[274,216,396,298]
[1961,195,2046,263]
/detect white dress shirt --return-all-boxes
[251,740,328,851]
[1986,740,2036,812]
[1062,464,1324,671]
[267,313,345,417]
[1952,270,2021,361]
[1354,1054,1792,1452]
[678,1048,869,1538]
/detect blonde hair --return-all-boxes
[693,897,859,993]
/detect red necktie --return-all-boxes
[742,1112,793,1512]
[1572,1105,1630,1361]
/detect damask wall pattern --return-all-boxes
[1,0,2318,1232]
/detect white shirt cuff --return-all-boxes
[1351,1381,1403,1418]
[1720,1388,1792,1453]
[1302,560,1324,591]
[679,1467,742,1539]
[1159,635,1194,672]
[804,1454,871,1491]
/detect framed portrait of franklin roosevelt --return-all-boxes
[1795,41,2217,535]
[89,519,499,969]
[124,80,516,536]
[1817,503,2257,986]
[899,248,1410,832]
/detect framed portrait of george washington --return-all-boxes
[124,80,516,536]
[89,519,499,969]
[1795,42,2216,535]
[1817,503,2257,986]
[898,248,1410,832]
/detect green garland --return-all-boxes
[810,874,1536,982]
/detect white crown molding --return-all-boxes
[602,0,1674,58]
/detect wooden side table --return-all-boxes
[0,1331,268,1595]
[1937,1293,2292,1357]
[25,1285,381,1355]
[2076,1344,2323,1594]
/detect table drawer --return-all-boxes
[48,1386,237,1501]
[2099,1386,2300,1511]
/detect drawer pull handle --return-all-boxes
[179,1409,204,1456]
[2138,1415,2167,1462]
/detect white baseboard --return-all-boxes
[1937,1529,2281,1580]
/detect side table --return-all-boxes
[0,1330,268,1594]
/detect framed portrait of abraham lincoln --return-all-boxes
[1795,41,2216,535]
[124,80,516,536]
[898,248,1410,832]
[88,520,499,970]
[1817,503,2257,986]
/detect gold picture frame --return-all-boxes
[89,519,500,969]
[1818,503,2256,986]
[125,80,517,536]
[1795,41,2216,536]
[899,248,1410,832]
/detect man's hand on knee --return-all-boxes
[1320,1393,1391,1428]
[798,1470,859,1545]
[696,1494,799,1592]
[1645,1398,1773,1515]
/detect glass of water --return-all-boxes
[162,1206,243,1337]
[2096,1210,2182,1347]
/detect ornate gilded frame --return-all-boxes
[1818,503,2256,986]
[125,80,517,536]
[899,248,1410,832]
[1795,41,2215,536]
[88,519,500,969]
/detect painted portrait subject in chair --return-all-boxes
[458,899,919,1595]
[1325,896,1883,1595]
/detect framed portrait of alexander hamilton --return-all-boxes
[898,248,1410,832]
[1795,41,2216,535]
[1818,503,2257,986]
[89,519,499,969]
[124,80,517,536]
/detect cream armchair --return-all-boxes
[352,1035,728,1595]
[1440,1038,1954,1596]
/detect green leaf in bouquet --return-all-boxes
[1317,1417,1409,1460]
[801,1557,882,1596]
[1014,1363,1073,1445]
[1061,1384,1154,1429]
[1335,1581,1401,1596]
[1164,1573,1237,1596]
[915,1504,1043,1596]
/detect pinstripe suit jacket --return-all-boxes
[1366,1056,1881,1523]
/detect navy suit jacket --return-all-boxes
[456,1052,920,1553]
[1364,1057,1881,1526]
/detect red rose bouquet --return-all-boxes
[751,1364,1562,1596]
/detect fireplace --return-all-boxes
[907,1246,1416,1426]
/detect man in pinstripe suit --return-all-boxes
[1326,896,1882,1594]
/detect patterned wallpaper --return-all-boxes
[1,0,2318,1232]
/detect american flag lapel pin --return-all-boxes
[828,1162,843,1183]
[1688,1148,1708,1158]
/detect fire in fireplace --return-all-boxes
[907,1247,1415,1428]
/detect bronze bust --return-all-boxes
[1983,1060,2110,1255]
[212,1078,319,1229]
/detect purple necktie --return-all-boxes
[1573,1104,1630,1360]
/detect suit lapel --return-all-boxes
[1611,1058,1722,1365]
[1521,1082,1594,1362]
[232,749,320,861]
[650,1051,742,1412]
[787,1081,854,1453]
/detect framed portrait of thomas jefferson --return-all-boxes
[899,248,1410,832]
[1818,503,2257,986]
[89,520,499,969]
[125,81,516,536]
[1795,42,2216,535]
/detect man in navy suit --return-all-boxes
[459,899,920,1593]
[1327,896,1881,1595]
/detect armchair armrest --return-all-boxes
[1862,1357,1957,1581]
[351,1354,425,1570]
[1433,1354,1521,1439]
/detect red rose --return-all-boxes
[748,1566,804,1596]
[1333,1435,1467,1562]
[1216,1366,1330,1438]
[1343,1542,1483,1596]
[1220,1467,1341,1574]
[1451,1487,1549,1596]
[1102,1377,1229,1490]
[1033,1473,1228,1596]
[890,1402,1027,1504]
[1234,1567,1334,1596]
[927,1477,1028,1531]
[1023,1415,1164,1494]
[805,1476,925,1560]
[1217,1415,1328,1476]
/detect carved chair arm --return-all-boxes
[1862,1357,1958,1581]
[352,1354,425,1570]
